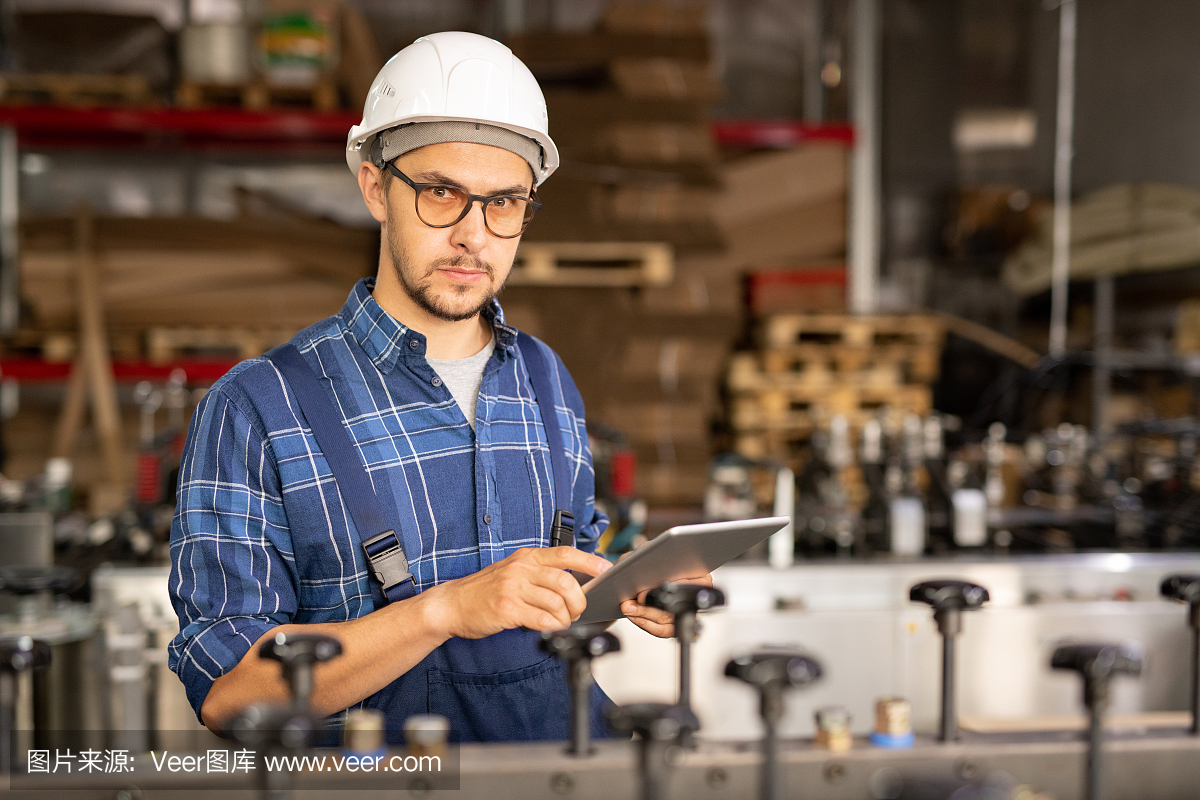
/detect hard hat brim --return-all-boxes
[347,115,560,186]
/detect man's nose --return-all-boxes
[451,200,490,252]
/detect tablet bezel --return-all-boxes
[577,516,790,624]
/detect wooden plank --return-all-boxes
[51,363,86,459]
[1179,298,1200,354]
[337,2,384,111]
[507,32,710,67]
[596,400,713,446]
[762,313,945,350]
[145,327,297,363]
[510,241,674,287]
[730,385,933,433]
[73,206,126,494]
[715,143,849,228]
[731,430,811,466]
[728,344,942,390]
[609,58,721,101]
[0,73,152,106]
[177,79,339,111]
[938,312,1041,368]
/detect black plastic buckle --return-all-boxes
[550,510,575,548]
[361,530,413,591]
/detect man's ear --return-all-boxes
[358,161,388,224]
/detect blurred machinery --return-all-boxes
[785,410,1200,558]
[4,570,1200,799]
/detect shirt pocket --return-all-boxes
[493,450,547,547]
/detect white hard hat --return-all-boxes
[346,31,559,186]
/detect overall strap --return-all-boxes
[515,332,576,547]
[266,344,416,604]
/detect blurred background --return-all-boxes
[3,0,1200,753]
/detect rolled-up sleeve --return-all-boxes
[167,380,297,719]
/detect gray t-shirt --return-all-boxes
[425,335,496,430]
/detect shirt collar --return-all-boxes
[342,278,518,373]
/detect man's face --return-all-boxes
[378,141,533,322]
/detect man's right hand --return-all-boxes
[425,547,612,638]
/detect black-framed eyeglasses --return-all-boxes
[385,162,542,239]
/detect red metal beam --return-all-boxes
[0,105,359,152]
[711,120,855,148]
[0,358,238,384]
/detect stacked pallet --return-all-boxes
[0,73,153,106]
[501,278,738,508]
[503,2,731,507]
[728,314,945,463]
[596,333,730,505]
[15,212,374,362]
[636,139,850,319]
[509,1,723,254]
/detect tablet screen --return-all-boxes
[577,516,789,623]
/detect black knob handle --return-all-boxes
[226,704,322,751]
[1162,574,1200,605]
[606,702,699,742]
[259,632,343,667]
[725,651,822,690]
[645,583,725,616]
[0,637,52,672]
[259,632,342,709]
[910,579,989,611]
[0,566,77,596]
[1051,643,1143,682]
[539,623,621,660]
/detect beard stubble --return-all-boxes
[385,213,504,323]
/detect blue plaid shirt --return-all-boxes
[167,278,608,718]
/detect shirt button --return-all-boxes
[409,339,419,349]
[431,376,443,387]
[483,513,493,525]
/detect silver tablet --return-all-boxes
[577,516,790,623]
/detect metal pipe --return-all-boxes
[677,612,697,749]
[568,657,592,756]
[1191,605,1200,735]
[941,632,957,742]
[678,613,695,709]
[639,740,666,800]
[762,715,779,800]
[0,126,18,334]
[1092,275,1114,435]
[761,687,784,800]
[0,671,12,775]
[1049,0,1078,358]
[1086,691,1106,800]
[848,0,880,314]
[803,0,825,123]
[290,664,314,712]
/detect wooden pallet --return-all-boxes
[509,241,673,287]
[727,346,941,391]
[731,430,811,465]
[0,73,152,106]
[760,313,944,350]
[145,327,297,363]
[176,79,339,111]
[730,384,933,432]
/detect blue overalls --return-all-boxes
[268,337,613,743]
[364,631,612,742]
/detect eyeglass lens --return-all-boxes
[416,186,534,237]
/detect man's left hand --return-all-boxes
[620,572,714,639]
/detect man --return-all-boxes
[168,31,707,743]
